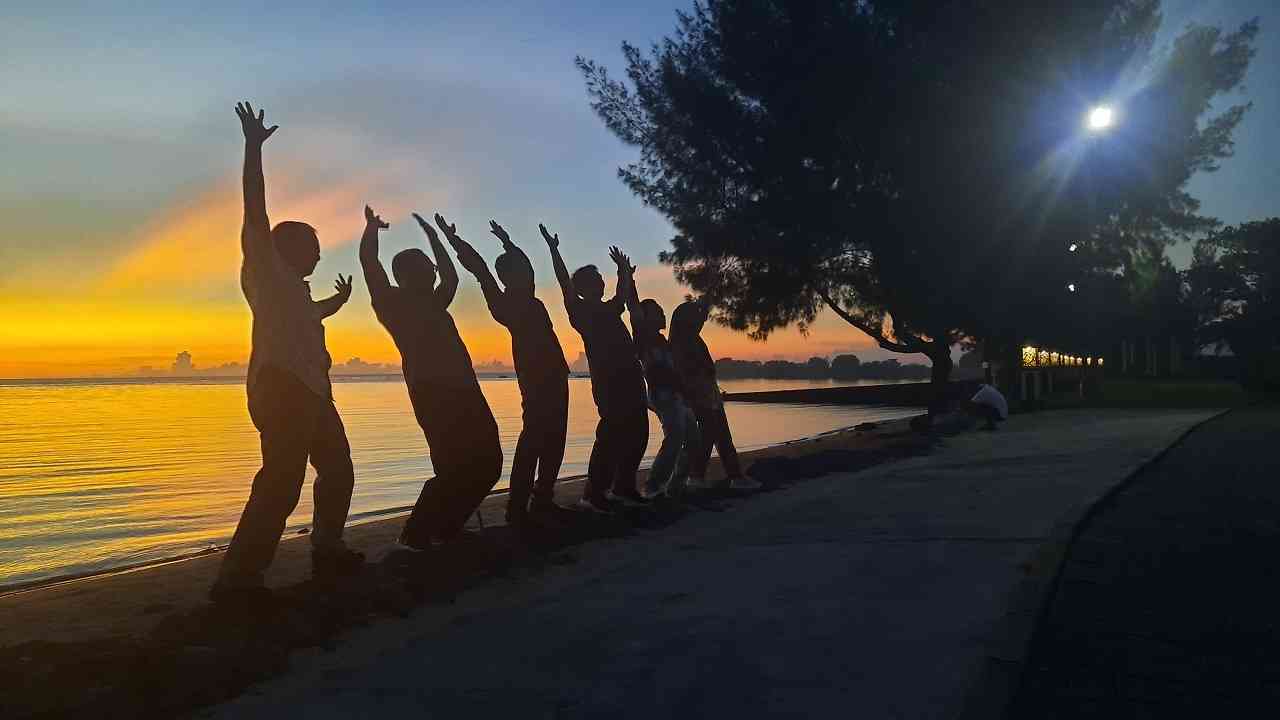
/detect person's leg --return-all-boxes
[307,401,355,548]
[437,399,503,540]
[400,386,453,548]
[646,397,683,496]
[612,405,649,496]
[709,405,744,479]
[216,372,317,589]
[531,380,569,509]
[585,415,615,503]
[688,407,715,487]
[670,402,702,493]
[401,470,448,548]
[507,421,538,522]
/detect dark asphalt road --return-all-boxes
[1009,404,1280,717]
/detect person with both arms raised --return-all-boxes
[542,225,649,512]
[448,219,572,530]
[359,206,502,550]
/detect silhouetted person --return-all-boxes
[542,225,649,512]
[212,102,363,604]
[632,296,703,498]
[670,300,761,491]
[359,207,502,549]
[965,382,1008,431]
[449,220,570,528]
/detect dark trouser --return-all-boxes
[218,366,354,585]
[586,376,649,498]
[402,383,503,545]
[964,400,1002,428]
[690,403,743,480]
[509,377,569,516]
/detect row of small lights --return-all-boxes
[1021,346,1103,368]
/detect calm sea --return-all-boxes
[0,376,918,589]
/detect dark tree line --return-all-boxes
[715,355,931,381]
[577,0,1258,407]
[1190,220,1280,390]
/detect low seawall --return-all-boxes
[724,380,980,407]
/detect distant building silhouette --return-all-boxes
[172,351,195,375]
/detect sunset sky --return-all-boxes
[2,0,1276,378]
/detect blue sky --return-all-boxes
[0,1,1275,376]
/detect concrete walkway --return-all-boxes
[1008,405,1280,717]
[204,410,1214,720]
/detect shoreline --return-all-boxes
[2,409,1218,720]
[0,415,922,648]
[0,419,900,598]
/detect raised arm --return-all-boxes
[359,205,392,302]
[315,274,354,319]
[235,101,278,261]
[540,223,576,302]
[417,213,458,308]
[609,246,639,311]
[490,220,534,275]
[609,246,643,339]
[449,221,506,319]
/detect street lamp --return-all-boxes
[1087,105,1114,131]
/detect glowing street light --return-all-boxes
[1087,105,1114,131]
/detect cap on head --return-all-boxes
[392,248,437,292]
[571,264,604,301]
[271,221,320,276]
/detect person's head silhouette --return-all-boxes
[571,265,605,302]
[392,248,438,293]
[670,300,707,339]
[271,221,320,277]
[640,298,666,335]
[496,250,535,297]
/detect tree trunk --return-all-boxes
[927,338,953,416]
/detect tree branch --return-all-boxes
[818,290,928,354]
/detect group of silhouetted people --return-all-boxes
[211,102,759,603]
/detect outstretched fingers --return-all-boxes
[364,205,390,229]
[412,212,439,241]
[236,101,277,140]
[539,223,559,248]
[433,213,458,240]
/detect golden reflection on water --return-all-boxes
[0,377,917,587]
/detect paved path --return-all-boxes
[204,410,1213,720]
[1009,405,1280,717]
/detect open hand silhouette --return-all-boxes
[235,101,278,145]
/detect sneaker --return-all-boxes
[505,506,529,528]
[607,489,650,507]
[575,495,614,515]
[394,532,432,553]
[529,500,577,524]
[686,476,717,491]
[729,475,763,491]
[312,544,366,576]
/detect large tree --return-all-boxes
[578,0,1256,402]
[1189,219,1280,390]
